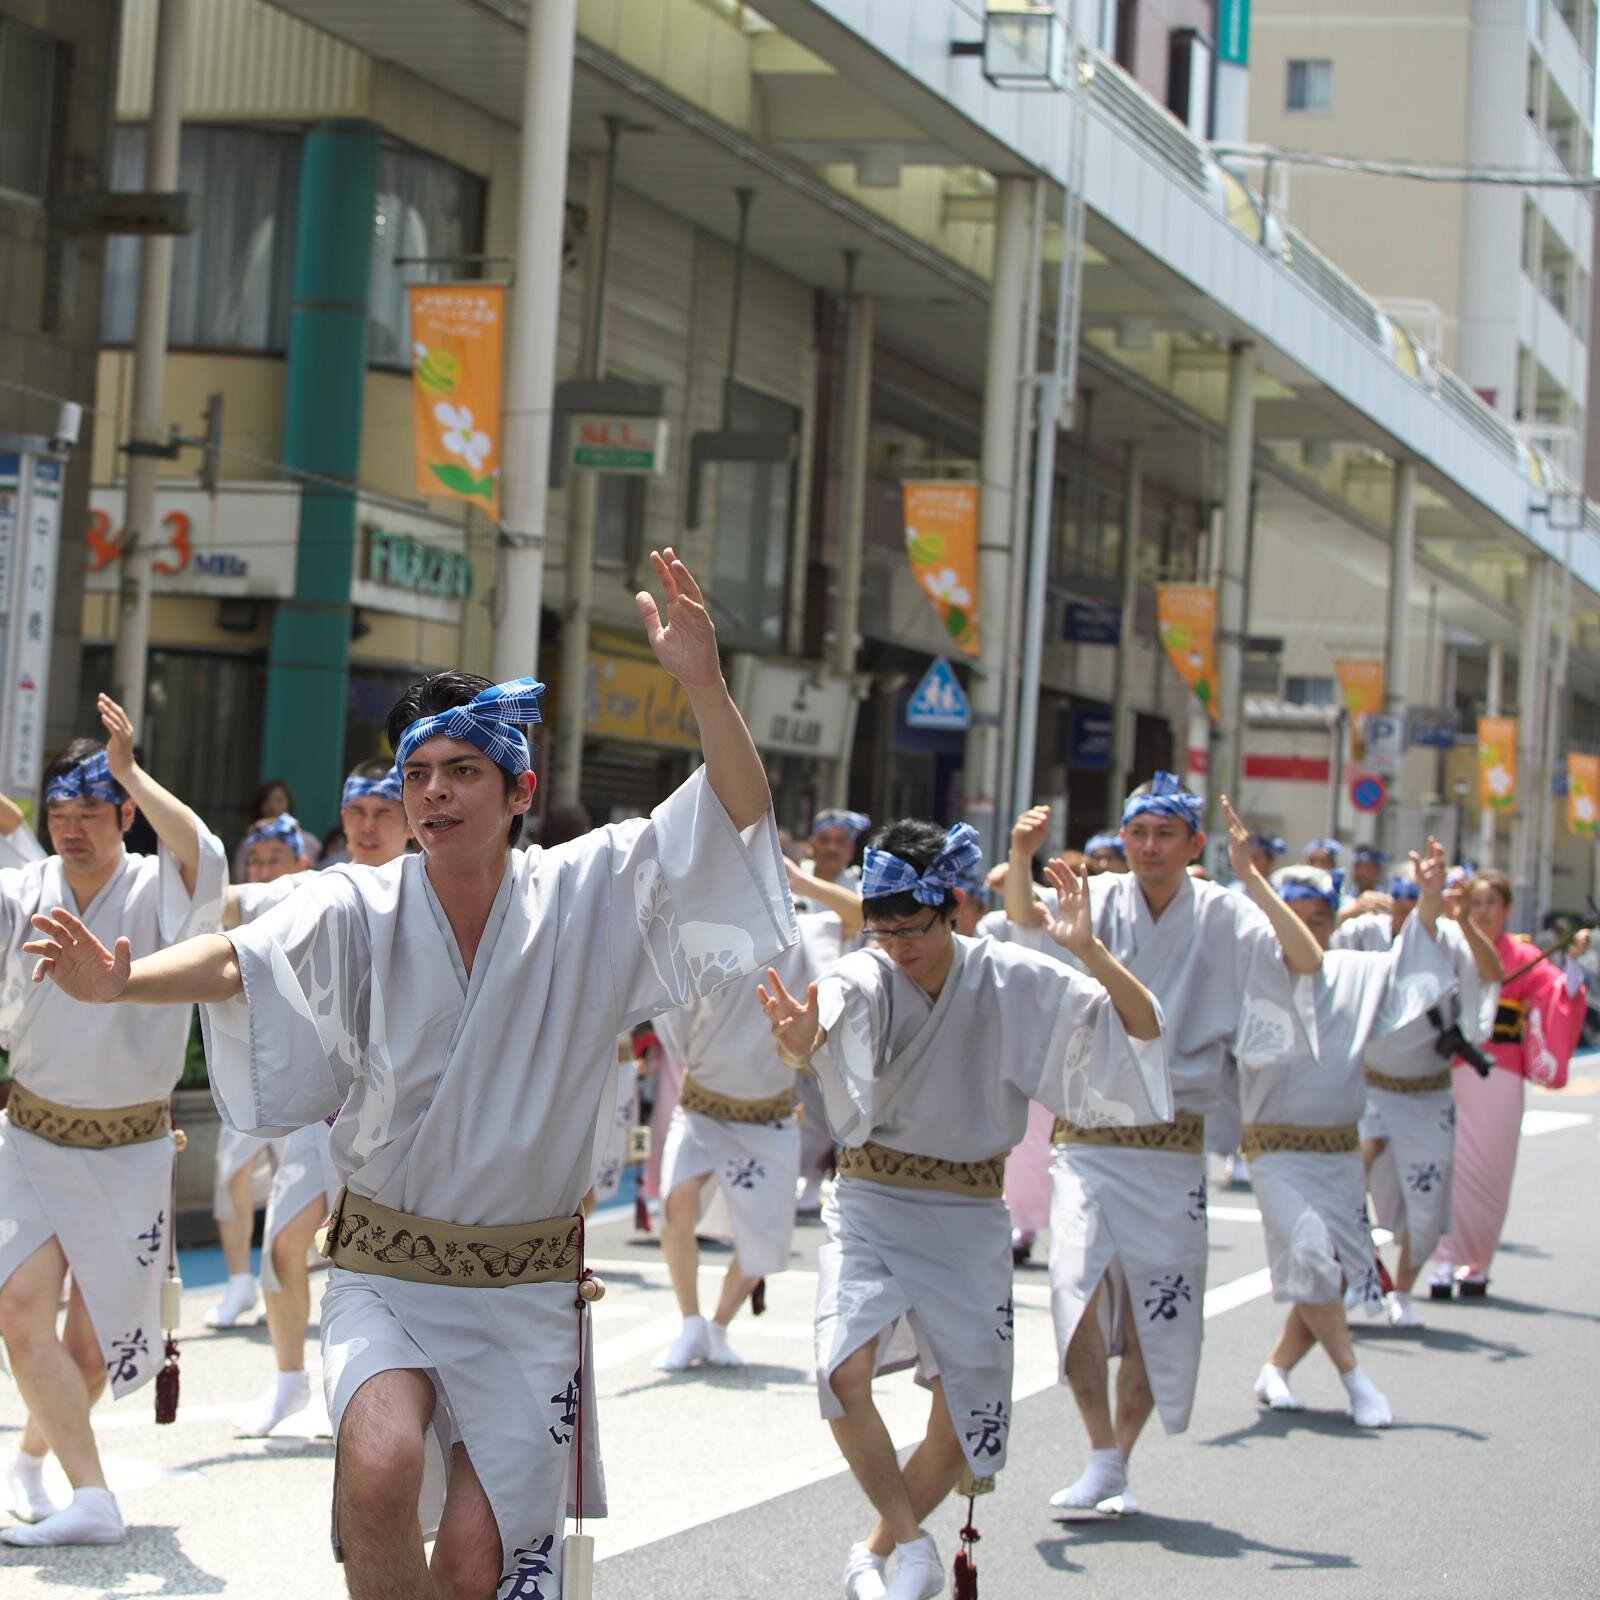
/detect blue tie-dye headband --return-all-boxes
[394,678,545,776]
[1121,772,1202,833]
[45,750,126,806]
[247,813,305,859]
[343,770,404,808]
[812,808,872,839]
[862,822,983,905]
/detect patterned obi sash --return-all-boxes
[1492,998,1526,1045]
[1051,1110,1205,1154]
[679,1073,797,1125]
[1364,1065,1454,1096]
[6,1081,171,1149]
[837,1140,1006,1199]
[1242,1121,1360,1159]
[318,1187,584,1290]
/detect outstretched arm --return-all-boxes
[25,908,241,1003]
[1222,796,1324,974]
[99,694,203,893]
[637,548,769,831]
[1413,837,1447,940]
[1042,860,1160,1040]
[784,857,863,936]
[1451,896,1505,983]
[1004,805,1050,929]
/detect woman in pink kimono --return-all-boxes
[1432,870,1589,1298]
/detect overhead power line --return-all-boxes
[1212,143,1600,190]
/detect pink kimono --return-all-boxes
[1435,934,1586,1282]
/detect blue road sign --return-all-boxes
[906,656,972,731]
[1351,773,1388,813]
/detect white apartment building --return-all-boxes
[1248,0,1597,481]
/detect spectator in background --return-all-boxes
[1303,838,1341,874]
[1248,832,1286,877]
[232,779,320,879]
[1084,832,1129,874]
[540,802,594,849]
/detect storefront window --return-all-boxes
[102,125,302,350]
[368,145,487,368]
[710,384,799,651]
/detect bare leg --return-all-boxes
[265,1199,323,1371]
[1063,1283,1117,1451]
[660,1174,710,1318]
[17,1279,109,1464]
[217,1162,258,1278]
[1266,1306,1318,1374]
[828,1341,921,1550]
[865,1377,966,1559]
[1360,1136,1385,1176]
[1293,1301,1357,1375]
[337,1369,437,1600]
[712,1259,761,1327]
[1112,1315,1155,1460]
[430,1442,504,1600]
[1393,1231,1420,1295]
[0,1241,106,1489]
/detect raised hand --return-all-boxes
[1042,858,1097,959]
[636,548,722,693]
[1011,805,1051,860]
[1221,795,1254,880]
[24,908,132,1002]
[1412,836,1447,903]
[98,693,137,787]
[757,967,821,1067]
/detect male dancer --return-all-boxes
[206,811,312,1330]
[652,908,849,1372]
[1083,833,1127,874]
[26,550,796,1599]
[0,695,226,1545]
[1004,779,1318,1516]
[235,760,412,1437]
[792,809,871,1215]
[1234,836,1454,1425]
[1331,864,1502,1326]
[763,823,1165,1600]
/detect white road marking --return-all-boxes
[1521,1109,1594,1137]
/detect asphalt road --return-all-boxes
[2,1059,1596,1599]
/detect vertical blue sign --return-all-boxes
[1219,0,1251,64]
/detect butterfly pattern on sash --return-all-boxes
[370,1229,452,1277]
[468,1230,582,1282]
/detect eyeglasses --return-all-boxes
[866,912,945,945]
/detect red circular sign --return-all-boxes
[1351,773,1388,813]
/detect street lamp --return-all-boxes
[1453,777,1469,866]
[952,6,1070,92]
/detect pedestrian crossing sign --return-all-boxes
[906,657,972,730]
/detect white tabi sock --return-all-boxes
[1385,1290,1424,1329]
[1341,1366,1393,1428]
[1049,1445,1127,1509]
[235,1368,312,1437]
[652,1315,709,1372]
[205,1273,261,1329]
[6,1446,60,1523]
[1253,1363,1306,1412]
[841,1541,889,1600]
[796,1173,824,1211]
[886,1531,943,1600]
[0,1486,125,1546]
[704,1320,745,1368]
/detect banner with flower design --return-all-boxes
[1568,751,1599,836]
[1334,657,1386,760]
[1477,716,1518,814]
[902,481,980,656]
[409,284,504,514]
[1155,584,1219,721]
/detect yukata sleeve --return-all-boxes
[809,949,893,1147]
[604,766,798,1033]
[0,862,38,1037]
[1232,898,1320,1071]
[1371,912,1458,1038]
[155,817,228,943]
[650,999,693,1064]
[1442,922,1498,1044]
[1520,958,1587,1087]
[999,948,1172,1130]
[200,867,371,1135]
[0,822,45,871]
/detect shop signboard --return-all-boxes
[584,649,701,751]
[85,484,299,599]
[1063,601,1120,645]
[1069,709,1113,771]
[1,451,62,793]
[569,414,670,475]
[729,655,859,760]
[1363,712,1405,776]
[1409,709,1459,749]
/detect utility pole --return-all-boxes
[111,0,189,722]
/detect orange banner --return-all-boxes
[902,482,981,656]
[1155,585,1219,721]
[410,284,505,514]
[1333,657,1385,759]
[1568,752,1599,836]
[1478,716,1518,814]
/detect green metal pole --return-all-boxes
[260,119,380,840]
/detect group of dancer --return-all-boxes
[0,545,1587,1600]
